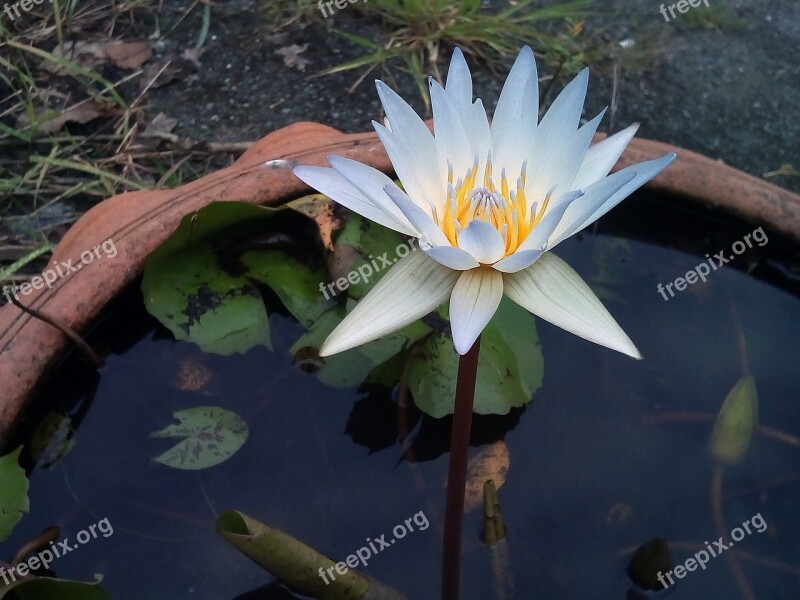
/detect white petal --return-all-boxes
[517,190,584,253]
[430,78,473,178]
[504,253,641,358]
[492,249,544,273]
[525,69,589,201]
[320,251,458,356]
[374,83,443,208]
[539,109,606,201]
[571,123,639,190]
[293,165,416,236]
[383,184,451,247]
[328,156,417,230]
[445,48,473,114]
[548,168,638,246]
[551,153,676,245]
[457,220,507,264]
[492,46,538,175]
[424,246,480,270]
[450,268,504,354]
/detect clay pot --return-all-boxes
[0,121,798,445]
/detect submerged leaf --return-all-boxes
[151,407,248,470]
[710,375,758,466]
[0,447,29,542]
[29,412,75,469]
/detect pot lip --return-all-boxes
[1,121,798,445]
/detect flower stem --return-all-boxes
[441,335,481,600]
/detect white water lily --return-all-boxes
[294,47,675,358]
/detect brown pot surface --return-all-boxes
[0,121,798,444]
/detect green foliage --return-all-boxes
[150,407,249,470]
[263,0,595,102]
[680,5,747,31]
[404,297,544,417]
[142,202,328,355]
[0,447,29,542]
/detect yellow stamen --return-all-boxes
[435,156,548,257]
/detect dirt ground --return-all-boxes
[147,0,800,187]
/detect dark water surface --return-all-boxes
[7,194,800,599]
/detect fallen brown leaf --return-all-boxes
[16,101,110,133]
[104,40,152,69]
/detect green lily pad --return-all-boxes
[0,575,112,599]
[142,201,328,355]
[403,298,544,417]
[291,304,431,388]
[151,407,249,470]
[332,214,416,299]
[0,447,29,542]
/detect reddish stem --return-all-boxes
[441,336,481,600]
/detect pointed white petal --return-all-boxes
[457,220,507,264]
[383,184,450,247]
[328,156,417,230]
[430,78,473,178]
[537,109,606,201]
[293,165,416,236]
[492,249,544,273]
[492,46,538,175]
[581,153,676,226]
[504,253,641,358]
[424,246,480,270]
[548,168,638,246]
[551,153,676,245]
[374,82,443,207]
[445,48,473,111]
[450,268,504,354]
[320,251,459,356]
[517,190,584,253]
[525,69,590,201]
[571,123,639,190]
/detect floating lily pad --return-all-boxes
[0,447,29,542]
[291,304,430,389]
[142,201,328,355]
[151,407,249,470]
[710,375,758,466]
[331,213,415,299]
[403,298,544,417]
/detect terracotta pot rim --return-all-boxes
[0,121,798,445]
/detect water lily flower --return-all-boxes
[294,47,675,358]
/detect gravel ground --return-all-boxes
[148,0,800,188]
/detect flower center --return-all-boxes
[437,155,551,256]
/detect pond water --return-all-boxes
[6,192,800,600]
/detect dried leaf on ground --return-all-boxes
[16,101,111,133]
[275,44,310,71]
[44,40,152,74]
